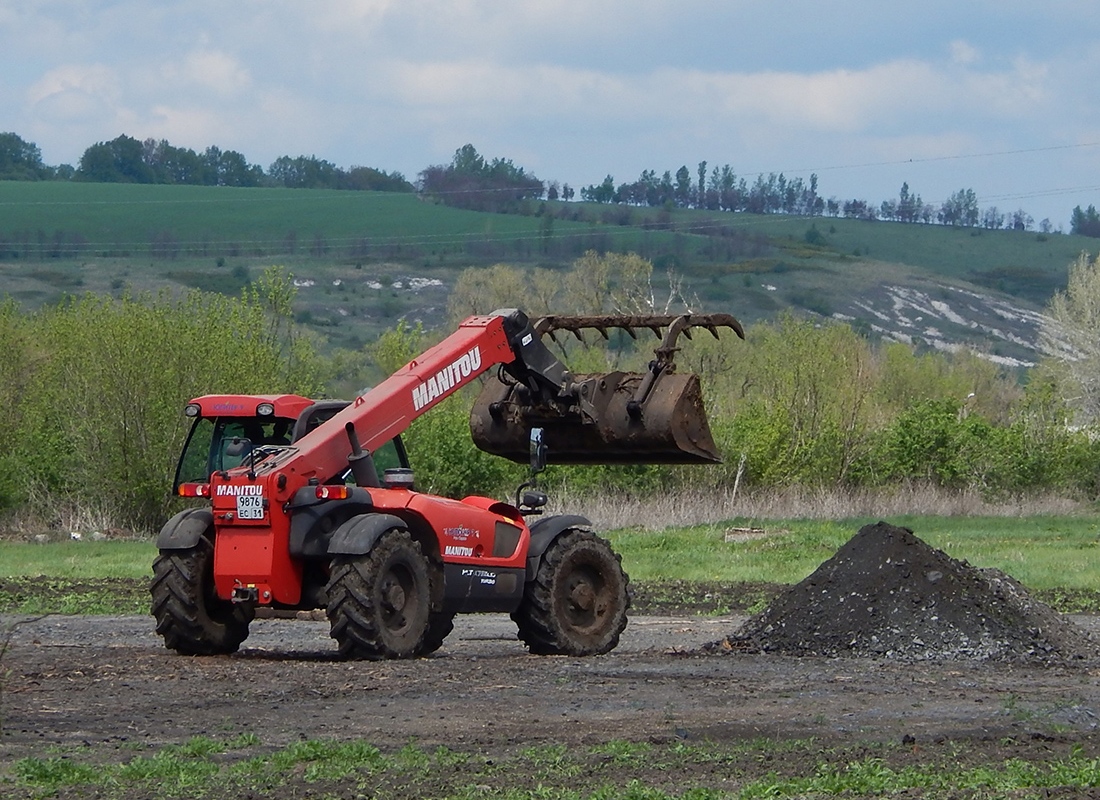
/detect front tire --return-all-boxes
[512,529,630,656]
[326,529,432,659]
[417,611,456,656]
[150,536,253,655]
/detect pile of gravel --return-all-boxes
[720,521,1099,664]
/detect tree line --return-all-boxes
[0,131,412,192]
[2,131,1098,236]
[4,252,1100,532]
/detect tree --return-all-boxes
[77,135,155,183]
[1070,205,1100,238]
[939,188,979,227]
[0,132,47,180]
[269,155,340,189]
[446,263,529,322]
[1009,208,1033,232]
[895,182,922,223]
[1042,252,1100,424]
[565,251,655,314]
[418,144,543,212]
[340,165,412,192]
[581,175,616,204]
[5,276,321,526]
[142,138,205,184]
[981,206,1005,230]
[674,165,692,207]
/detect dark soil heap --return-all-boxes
[722,521,1100,664]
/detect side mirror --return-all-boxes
[520,488,548,511]
[225,437,251,458]
[529,427,548,475]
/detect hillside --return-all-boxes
[1,181,1095,363]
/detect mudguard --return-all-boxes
[328,513,407,556]
[155,507,214,550]
[286,486,375,558]
[524,513,592,579]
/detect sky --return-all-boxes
[3,0,1100,228]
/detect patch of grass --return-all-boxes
[608,514,1100,592]
[589,740,653,765]
[3,514,1100,615]
[9,736,1100,799]
[0,540,155,580]
[0,577,148,614]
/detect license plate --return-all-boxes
[236,494,265,520]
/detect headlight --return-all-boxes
[185,403,201,417]
[256,402,275,416]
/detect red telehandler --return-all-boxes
[152,308,742,659]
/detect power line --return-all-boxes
[777,142,1100,177]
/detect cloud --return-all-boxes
[168,50,253,97]
[3,1,1096,224]
[26,64,121,125]
[950,40,981,65]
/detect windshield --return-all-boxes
[174,416,294,488]
[173,414,409,490]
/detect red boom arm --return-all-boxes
[253,313,517,487]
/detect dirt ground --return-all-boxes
[4,610,1100,797]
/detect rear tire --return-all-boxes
[512,529,630,656]
[326,529,432,659]
[150,536,253,655]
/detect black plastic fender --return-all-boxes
[328,513,408,556]
[155,508,214,550]
[524,513,592,579]
[286,486,374,558]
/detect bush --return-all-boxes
[0,268,322,529]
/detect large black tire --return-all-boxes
[325,529,432,659]
[417,611,456,656]
[512,529,630,656]
[150,537,253,655]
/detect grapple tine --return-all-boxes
[470,310,745,466]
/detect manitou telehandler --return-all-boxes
[152,309,742,659]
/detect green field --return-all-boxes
[2,182,1091,282]
[607,514,1100,591]
[0,182,680,269]
[2,513,1098,616]
[3,181,1098,352]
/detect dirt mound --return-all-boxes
[720,521,1100,664]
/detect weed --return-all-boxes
[589,740,653,764]
[14,757,101,790]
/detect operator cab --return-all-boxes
[173,394,410,493]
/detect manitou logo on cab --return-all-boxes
[444,545,475,557]
[411,347,482,411]
[215,485,264,497]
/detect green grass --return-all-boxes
[606,514,1100,590]
[0,182,678,264]
[0,540,154,580]
[5,735,1100,799]
[2,514,1100,616]
[3,513,1100,591]
[671,209,1091,291]
[3,181,1096,363]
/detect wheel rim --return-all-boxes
[379,562,418,634]
[562,565,612,632]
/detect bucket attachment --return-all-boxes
[470,312,743,465]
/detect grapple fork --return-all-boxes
[470,312,743,465]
